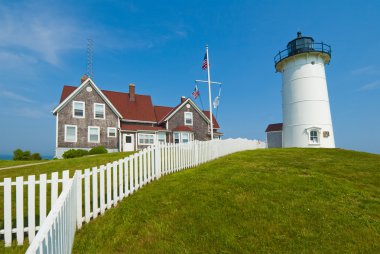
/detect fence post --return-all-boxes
[76,169,83,229]
[28,175,36,242]
[16,176,24,245]
[4,178,12,247]
[92,167,98,219]
[156,144,161,179]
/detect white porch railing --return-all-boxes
[0,138,265,252]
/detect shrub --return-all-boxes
[62,149,89,159]
[31,153,42,160]
[89,146,108,155]
[13,149,31,160]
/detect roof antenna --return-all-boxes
[86,38,94,79]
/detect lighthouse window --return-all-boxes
[309,130,319,144]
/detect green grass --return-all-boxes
[0,152,132,180]
[70,148,380,253]
[0,160,47,169]
[0,152,133,253]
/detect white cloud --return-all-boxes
[359,80,380,91]
[0,90,35,103]
[352,66,380,75]
[13,107,46,118]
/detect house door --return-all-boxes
[123,134,134,152]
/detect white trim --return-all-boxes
[64,125,77,142]
[161,98,211,125]
[53,78,122,118]
[157,132,166,144]
[56,112,59,149]
[120,119,157,124]
[173,131,193,144]
[94,103,105,119]
[137,133,156,145]
[306,127,321,145]
[88,126,100,143]
[107,127,117,138]
[184,112,193,126]
[72,101,85,118]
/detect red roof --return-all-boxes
[203,111,220,129]
[120,123,166,131]
[265,123,283,132]
[154,106,173,122]
[59,85,221,128]
[60,86,156,122]
[172,125,193,132]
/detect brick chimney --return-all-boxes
[81,74,88,84]
[129,83,136,102]
[181,96,186,103]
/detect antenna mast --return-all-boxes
[86,38,94,79]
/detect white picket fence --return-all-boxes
[0,138,265,252]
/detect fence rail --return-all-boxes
[0,138,265,252]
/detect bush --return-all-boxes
[13,149,41,160]
[89,146,108,155]
[62,149,89,159]
[31,153,42,160]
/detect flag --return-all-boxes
[213,96,220,108]
[202,53,208,70]
[192,85,200,99]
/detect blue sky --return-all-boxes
[0,0,379,155]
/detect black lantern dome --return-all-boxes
[274,32,331,71]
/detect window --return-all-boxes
[138,133,155,145]
[182,132,189,143]
[309,130,319,144]
[174,132,192,143]
[157,132,166,144]
[184,112,193,125]
[73,101,85,118]
[174,132,180,144]
[88,126,100,143]
[107,127,117,138]
[64,125,77,142]
[94,103,105,119]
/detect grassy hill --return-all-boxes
[71,148,380,253]
[2,148,379,253]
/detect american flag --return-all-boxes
[192,85,200,99]
[202,53,208,70]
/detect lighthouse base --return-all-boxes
[283,125,335,148]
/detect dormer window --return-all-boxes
[73,101,85,118]
[184,112,193,125]
[94,103,105,119]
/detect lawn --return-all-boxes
[0,151,133,253]
[0,160,47,169]
[70,148,380,253]
[0,152,132,180]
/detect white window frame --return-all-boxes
[157,132,166,144]
[94,103,105,119]
[173,131,193,143]
[184,112,193,126]
[88,126,100,143]
[306,128,321,145]
[138,133,155,145]
[64,125,77,142]
[73,101,85,118]
[107,127,117,138]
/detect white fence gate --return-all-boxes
[0,139,265,252]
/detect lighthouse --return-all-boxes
[274,32,335,148]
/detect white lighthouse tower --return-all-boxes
[274,32,335,148]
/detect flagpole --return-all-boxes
[206,45,214,140]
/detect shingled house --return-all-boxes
[53,76,222,158]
